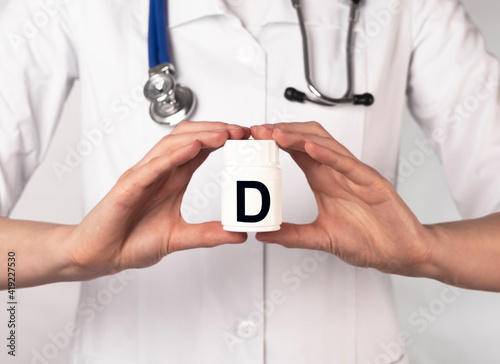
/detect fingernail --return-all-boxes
[261,124,276,130]
[210,129,225,132]
[227,124,241,130]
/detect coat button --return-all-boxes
[236,320,258,339]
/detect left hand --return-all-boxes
[251,122,434,276]
[67,122,250,280]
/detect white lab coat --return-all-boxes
[0,0,499,363]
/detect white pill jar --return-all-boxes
[221,140,282,232]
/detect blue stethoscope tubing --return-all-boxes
[148,0,171,68]
[144,0,196,125]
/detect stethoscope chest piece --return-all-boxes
[144,62,196,126]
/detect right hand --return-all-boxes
[65,121,249,280]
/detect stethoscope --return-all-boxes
[144,0,374,126]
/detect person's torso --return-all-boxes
[68,0,413,363]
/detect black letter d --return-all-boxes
[237,181,271,223]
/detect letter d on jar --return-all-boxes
[222,140,282,232]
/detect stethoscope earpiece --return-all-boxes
[353,93,374,106]
[285,87,374,107]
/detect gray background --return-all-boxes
[1,0,500,363]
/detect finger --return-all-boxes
[171,121,249,140]
[305,141,380,187]
[256,223,329,252]
[171,120,231,134]
[118,140,203,197]
[176,127,247,177]
[138,129,231,168]
[250,124,274,140]
[171,221,247,252]
[272,128,355,158]
[251,126,356,176]
[242,126,252,140]
[156,126,251,192]
[252,125,324,176]
[139,123,249,166]
[268,121,331,137]
[175,148,213,181]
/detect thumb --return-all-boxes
[256,223,327,251]
[172,221,247,252]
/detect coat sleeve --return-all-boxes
[406,0,500,218]
[0,0,79,216]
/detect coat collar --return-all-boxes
[168,0,297,28]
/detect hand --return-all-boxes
[66,121,250,280]
[251,122,433,276]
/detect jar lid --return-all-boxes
[224,140,279,167]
